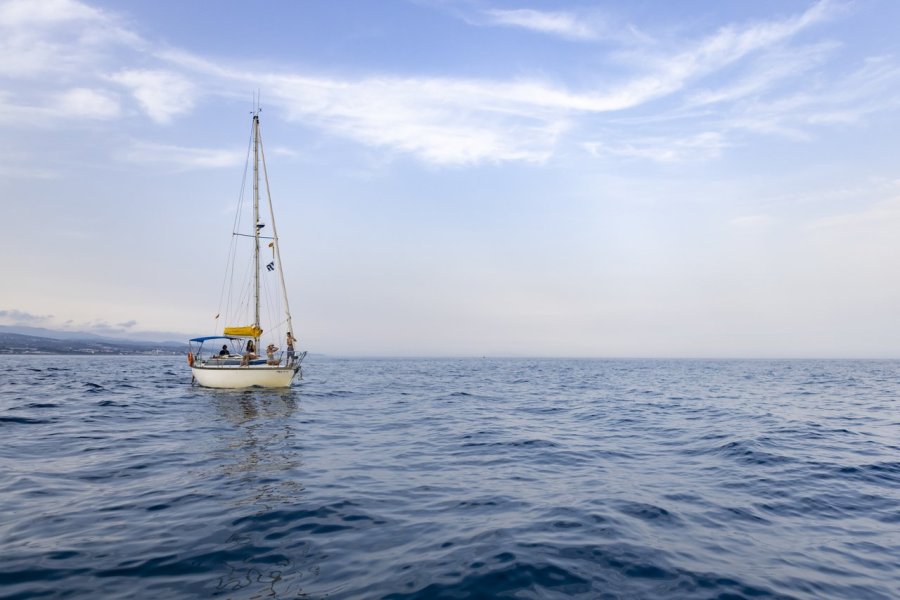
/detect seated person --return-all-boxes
[218,344,230,356]
[241,340,257,365]
[266,343,279,365]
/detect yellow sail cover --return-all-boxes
[223,325,263,338]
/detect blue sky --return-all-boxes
[2,0,900,357]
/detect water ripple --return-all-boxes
[0,356,898,599]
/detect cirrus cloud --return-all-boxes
[1,0,895,168]
[110,69,196,124]
[483,8,597,40]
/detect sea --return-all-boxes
[0,356,898,600]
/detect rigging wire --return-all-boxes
[209,112,294,350]
[216,121,254,329]
[258,127,297,342]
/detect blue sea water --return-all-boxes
[0,356,898,599]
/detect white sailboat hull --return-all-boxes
[191,365,299,388]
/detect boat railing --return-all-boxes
[192,344,305,368]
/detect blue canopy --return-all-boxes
[189,336,242,343]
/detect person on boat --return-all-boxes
[266,343,279,365]
[219,344,229,356]
[286,332,297,364]
[241,340,257,366]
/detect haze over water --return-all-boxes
[1,355,897,599]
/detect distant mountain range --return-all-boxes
[0,326,188,355]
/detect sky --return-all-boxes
[2,0,900,358]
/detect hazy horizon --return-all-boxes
[3,0,900,358]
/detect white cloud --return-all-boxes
[0,0,101,26]
[241,0,834,165]
[689,42,838,107]
[111,69,197,123]
[0,309,53,324]
[262,74,574,165]
[483,9,596,40]
[121,141,245,170]
[267,146,300,158]
[607,1,836,110]
[725,56,900,138]
[53,87,120,119]
[0,0,142,78]
[584,131,728,163]
[0,0,890,168]
[127,1,840,166]
[0,88,119,125]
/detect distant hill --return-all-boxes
[0,325,187,345]
[0,332,187,355]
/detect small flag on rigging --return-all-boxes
[266,261,275,272]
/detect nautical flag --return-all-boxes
[266,261,275,272]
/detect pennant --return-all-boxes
[266,262,275,272]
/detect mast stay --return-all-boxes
[259,129,294,340]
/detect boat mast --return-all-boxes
[252,110,261,338]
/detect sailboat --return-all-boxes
[188,109,306,388]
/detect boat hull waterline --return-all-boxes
[191,365,300,388]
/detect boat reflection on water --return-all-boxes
[211,389,303,507]
[206,390,320,597]
[213,389,299,425]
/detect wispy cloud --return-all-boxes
[260,74,575,165]
[725,55,900,139]
[483,9,597,40]
[470,6,653,45]
[689,42,838,107]
[604,1,836,111]
[0,88,120,125]
[0,311,147,337]
[0,309,53,324]
[110,69,196,123]
[75,319,138,336]
[0,0,193,124]
[53,87,120,119]
[583,131,728,163]
[0,0,141,78]
[242,0,837,164]
[0,0,894,167]
[121,141,245,170]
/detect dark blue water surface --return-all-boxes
[1,356,898,599]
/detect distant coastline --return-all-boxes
[0,331,186,356]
